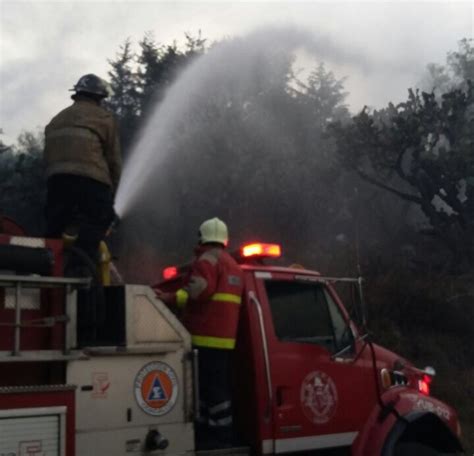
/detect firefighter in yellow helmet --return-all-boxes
[157,218,244,449]
[43,74,122,273]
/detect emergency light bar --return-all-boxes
[241,243,281,258]
[162,266,178,280]
[417,374,432,396]
[162,242,282,278]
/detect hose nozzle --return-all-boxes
[106,213,120,237]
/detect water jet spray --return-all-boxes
[114,25,372,221]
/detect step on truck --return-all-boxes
[0,229,465,455]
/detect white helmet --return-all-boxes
[199,217,228,246]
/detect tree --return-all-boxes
[420,38,473,95]
[0,130,45,234]
[447,38,474,83]
[330,82,474,269]
[293,63,349,130]
[106,39,140,152]
[137,31,206,113]
[137,32,164,116]
[0,129,11,154]
[105,33,208,156]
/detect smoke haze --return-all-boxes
[114,25,406,282]
[115,26,371,217]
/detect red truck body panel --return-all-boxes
[231,263,461,455]
[232,266,374,453]
[0,386,76,456]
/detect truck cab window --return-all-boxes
[325,288,354,353]
[265,280,352,353]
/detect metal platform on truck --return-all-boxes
[0,273,90,359]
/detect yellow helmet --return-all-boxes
[199,217,228,246]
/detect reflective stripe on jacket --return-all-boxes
[44,98,122,191]
[179,246,244,350]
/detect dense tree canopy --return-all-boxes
[118,42,354,274]
[330,46,473,269]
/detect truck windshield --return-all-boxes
[264,280,353,354]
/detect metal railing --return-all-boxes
[0,274,90,358]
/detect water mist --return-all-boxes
[114,26,370,219]
[113,25,373,282]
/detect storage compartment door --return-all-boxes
[0,406,66,455]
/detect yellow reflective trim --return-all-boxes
[192,335,236,350]
[210,293,242,304]
[176,289,189,309]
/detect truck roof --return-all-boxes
[239,263,322,277]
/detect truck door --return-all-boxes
[253,271,376,454]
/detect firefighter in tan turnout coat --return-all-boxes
[43,74,121,271]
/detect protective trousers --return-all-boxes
[45,174,114,268]
[196,347,234,445]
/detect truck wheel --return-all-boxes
[394,442,462,456]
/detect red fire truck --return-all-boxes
[0,229,465,455]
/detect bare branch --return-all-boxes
[356,169,423,204]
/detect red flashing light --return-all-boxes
[241,243,281,258]
[418,375,431,396]
[162,266,178,280]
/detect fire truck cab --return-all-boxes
[0,234,464,456]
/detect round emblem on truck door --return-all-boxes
[134,362,179,416]
[300,371,338,424]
